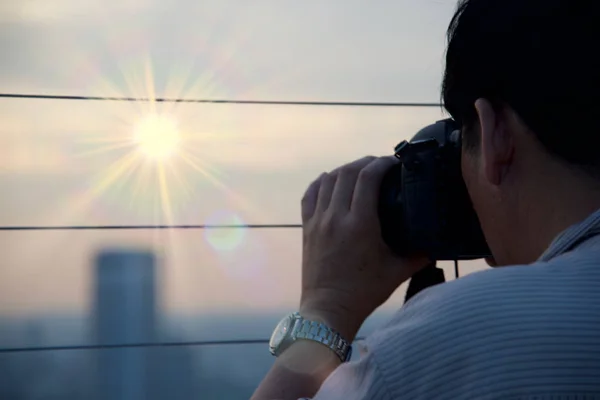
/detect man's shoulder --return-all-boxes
[397,263,542,320]
[362,256,600,399]
[372,266,529,341]
[407,249,600,317]
[370,253,600,351]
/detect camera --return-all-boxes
[379,119,491,261]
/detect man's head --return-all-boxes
[442,0,600,266]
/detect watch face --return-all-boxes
[269,315,293,355]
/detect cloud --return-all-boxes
[0,138,72,174]
[0,0,457,102]
[0,0,154,24]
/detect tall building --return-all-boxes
[93,249,157,400]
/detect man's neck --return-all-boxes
[516,170,600,263]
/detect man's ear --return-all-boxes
[474,98,514,186]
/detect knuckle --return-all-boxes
[338,166,356,179]
[356,155,377,168]
[358,167,374,181]
[321,213,357,234]
[311,173,327,188]
[358,155,376,161]
[321,172,337,186]
[301,193,310,205]
[341,156,373,175]
[323,172,336,181]
[348,214,368,230]
[319,213,338,233]
[308,175,321,189]
[339,216,356,232]
[317,172,328,183]
[329,156,375,176]
[302,182,317,202]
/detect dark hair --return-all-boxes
[442,0,600,171]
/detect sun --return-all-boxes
[133,114,181,161]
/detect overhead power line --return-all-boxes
[0,336,366,354]
[0,93,443,108]
[0,339,269,353]
[0,224,302,231]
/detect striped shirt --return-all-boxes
[307,208,600,400]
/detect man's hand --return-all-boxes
[251,156,430,400]
[300,156,430,341]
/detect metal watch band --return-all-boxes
[293,314,352,362]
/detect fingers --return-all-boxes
[301,173,324,222]
[330,156,376,211]
[302,156,396,221]
[351,156,398,215]
[316,173,337,213]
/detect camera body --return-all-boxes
[379,119,491,261]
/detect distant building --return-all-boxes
[93,250,157,400]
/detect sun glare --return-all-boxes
[133,114,181,161]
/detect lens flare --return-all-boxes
[56,42,271,231]
[204,211,247,252]
[133,114,181,161]
[207,214,268,280]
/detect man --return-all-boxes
[252,0,600,398]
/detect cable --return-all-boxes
[0,224,302,231]
[0,91,450,354]
[0,336,366,354]
[0,93,443,108]
[0,339,269,353]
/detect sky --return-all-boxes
[0,0,490,317]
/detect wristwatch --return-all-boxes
[269,312,353,362]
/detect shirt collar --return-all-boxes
[539,207,600,262]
